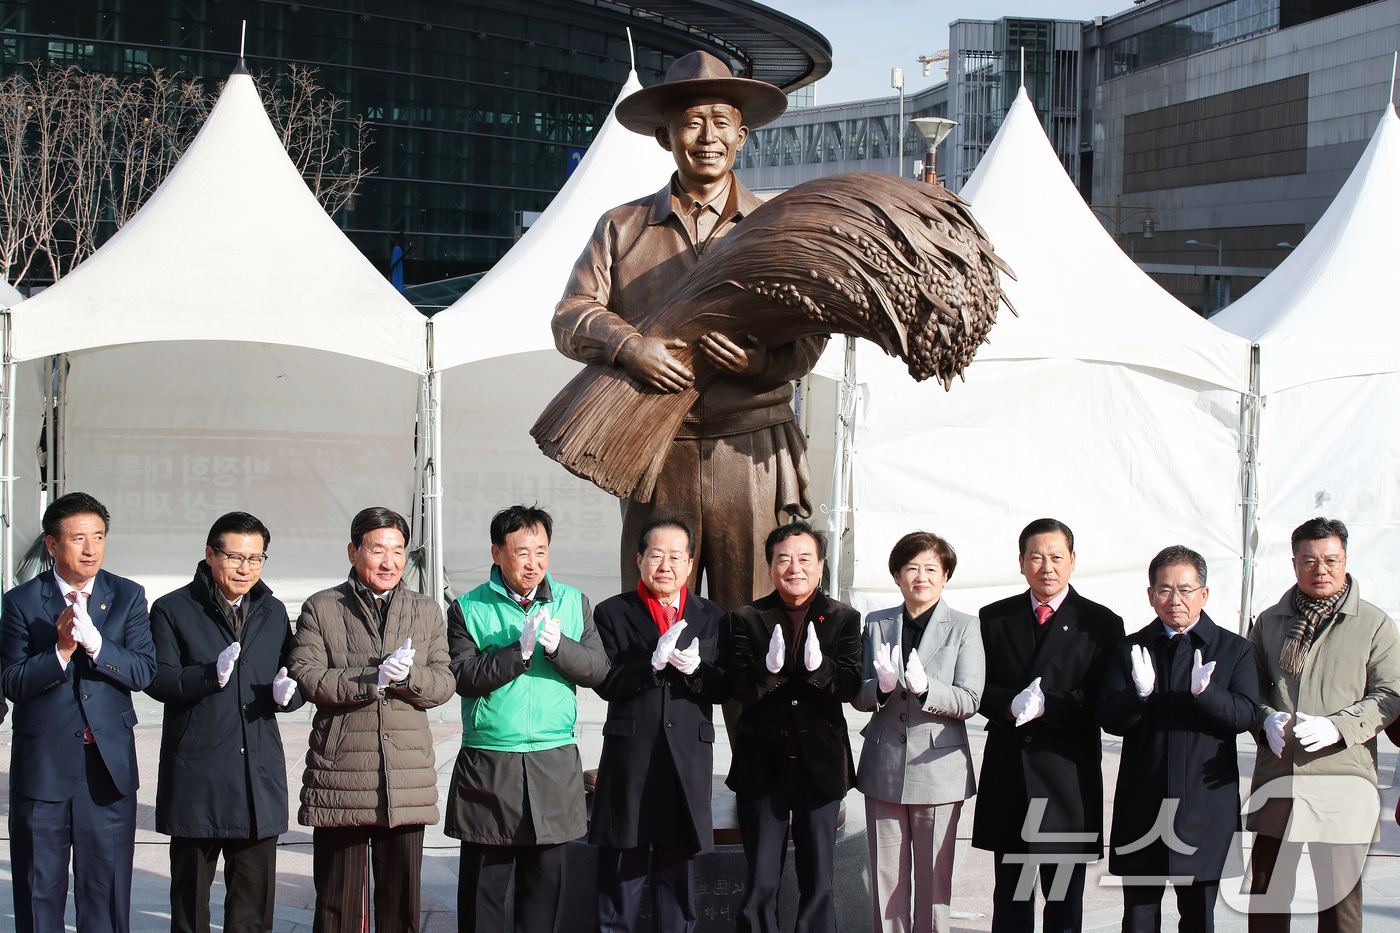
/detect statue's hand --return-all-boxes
[697,333,768,376]
[617,335,693,392]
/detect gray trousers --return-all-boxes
[866,797,963,933]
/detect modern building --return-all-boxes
[738,0,1399,315]
[0,0,830,284]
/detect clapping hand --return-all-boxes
[765,625,785,674]
[518,611,540,659]
[1263,711,1291,758]
[70,601,103,660]
[1130,645,1155,697]
[671,638,701,676]
[216,642,242,688]
[871,642,899,694]
[272,667,297,706]
[1190,649,1216,697]
[378,638,415,688]
[1012,676,1045,726]
[651,621,688,672]
[538,615,562,655]
[803,623,823,672]
[1294,712,1341,752]
[904,650,928,697]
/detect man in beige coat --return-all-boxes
[1247,517,1400,932]
[288,507,455,933]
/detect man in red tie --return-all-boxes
[972,518,1125,933]
[589,517,731,933]
[0,492,156,933]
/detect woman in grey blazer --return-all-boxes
[854,531,985,933]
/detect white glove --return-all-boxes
[1012,676,1045,726]
[538,615,562,655]
[671,638,701,676]
[378,637,415,688]
[1294,711,1342,753]
[1264,711,1291,758]
[904,650,929,697]
[272,666,297,706]
[765,625,786,674]
[803,622,823,672]
[1130,644,1155,698]
[71,608,103,660]
[872,642,899,694]
[519,612,539,659]
[651,621,687,672]
[216,642,241,688]
[1190,649,1216,697]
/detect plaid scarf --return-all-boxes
[1280,577,1351,678]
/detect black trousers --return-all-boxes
[990,850,1088,933]
[457,841,566,933]
[311,824,424,933]
[170,835,277,933]
[10,743,136,933]
[1247,833,1365,933]
[1121,880,1219,933]
[597,844,696,933]
[735,758,841,933]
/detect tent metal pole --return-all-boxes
[427,323,445,611]
[1239,343,1261,632]
[1,311,13,593]
[825,337,857,602]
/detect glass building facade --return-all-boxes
[0,0,828,283]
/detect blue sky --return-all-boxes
[760,0,1124,104]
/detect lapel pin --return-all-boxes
[1062,625,1068,631]
[100,604,107,611]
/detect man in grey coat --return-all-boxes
[1246,517,1400,932]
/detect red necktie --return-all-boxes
[664,605,678,630]
[1035,603,1053,626]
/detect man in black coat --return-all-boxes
[146,512,304,933]
[590,517,730,933]
[1099,546,1257,933]
[727,520,862,933]
[974,517,1125,933]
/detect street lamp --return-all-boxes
[891,67,905,177]
[910,117,957,186]
[1088,196,1155,243]
[1185,238,1225,312]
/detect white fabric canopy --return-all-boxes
[431,70,675,371]
[433,72,675,599]
[0,281,22,308]
[1212,106,1400,619]
[8,69,425,372]
[2,69,423,605]
[843,88,1253,630]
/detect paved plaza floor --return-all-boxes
[2,690,1400,931]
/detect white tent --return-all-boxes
[839,88,1254,630]
[2,65,427,604]
[428,71,675,599]
[1212,105,1400,620]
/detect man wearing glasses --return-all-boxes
[590,517,730,933]
[147,511,303,933]
[1246,518,1400,932]
[1097,545,1258,933]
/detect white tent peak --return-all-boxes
[945,85,1250,393]
[1211,105,1400,394]
[8,69,426,372]
[431,69,676,371]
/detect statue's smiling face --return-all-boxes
[657,101,747,188]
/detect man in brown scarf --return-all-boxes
[1245,517,1400,932]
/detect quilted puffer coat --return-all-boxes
[288,574,454,828]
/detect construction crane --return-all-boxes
[917,50,949,77]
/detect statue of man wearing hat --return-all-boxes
[552,50,827,613]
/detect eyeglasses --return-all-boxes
[1151,585,1203,600]
[1295,556,1344,572]
[643,552,692,566]
[213,547,267,568]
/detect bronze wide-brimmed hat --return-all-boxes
[616,50,789,135]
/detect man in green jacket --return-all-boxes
[1247,517,1400,932]
[445,504,610,933]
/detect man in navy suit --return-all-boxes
[1,492,156,933]
[973,517,1124,933]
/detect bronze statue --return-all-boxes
[542,51,1010,609]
